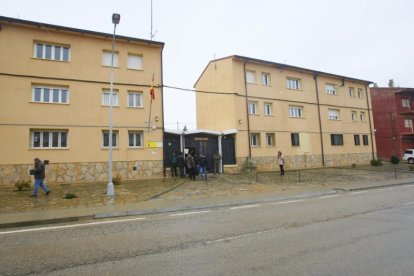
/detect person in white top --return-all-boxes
[277,151,285,176]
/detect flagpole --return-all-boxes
[147,74,155,132]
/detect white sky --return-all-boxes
[2,0,414,130]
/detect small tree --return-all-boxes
[390,156,400,164]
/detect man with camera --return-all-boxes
[30,158,50,197]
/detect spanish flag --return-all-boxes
[150,75,155,101]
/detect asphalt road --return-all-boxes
[1,184,414,275]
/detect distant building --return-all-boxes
[0,16,164,185]
[371,87,414,160]
[195,55,375,172]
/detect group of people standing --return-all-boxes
[169,151,222,180]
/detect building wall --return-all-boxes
[0,18,164,186]
[371,88,414,159]
[196,56,375,171]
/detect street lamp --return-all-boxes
[107,13,120,196]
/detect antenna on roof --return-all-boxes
[150,0,157,40]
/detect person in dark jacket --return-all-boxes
[170,152,178,177]
[198,154,208,180]
[177,152,185,178]
[30,158,50,197]
[186,153,196,180]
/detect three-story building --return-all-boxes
[0,16,164,185]
[195,55,375,171]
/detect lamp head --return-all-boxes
[112,13,121,25]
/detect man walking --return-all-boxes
[30,158,50,197]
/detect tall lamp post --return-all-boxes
[107,13,120,196]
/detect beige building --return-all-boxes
[195,55,375,172]
[0,16,164,186]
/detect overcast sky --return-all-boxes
[3,0,414,130]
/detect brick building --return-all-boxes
[371,87,414,160]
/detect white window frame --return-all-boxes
[326,84,337,95]
[102,131,119,148]
[266,133,275,146]
[402,99,410,108]
[328,109,340,120]
[246,70,256,84]
[248,101,258,115]
[127,92,143,108]
[360,112,366,122]
[102,50,119,67]
[264,103,272,116]
[357,88,364,98]
[289,106,303,118]
[128,131,143,148]
[102,89,119,106]
[351,111,358,121]
[287,78,301,90]
[261,73,270,86]
[127,54,143,70]
[31,130,68,148]
[349,87,355,97]
[250,133,260,147]
[32,86,69,104]
[34,42,70,62]
[405,119,413,128]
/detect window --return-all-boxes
[128,131,143,147]
[351,111,357,121]
[127,54,143,70]
[261,73,270,86]
[246,70,256,84]
[289,106,303,118]
[250,133,260,147]
[102,131,118,147]
[128,92,143,108]
[354,134,360,146]
[357,88,364,98]
[402,99,410,108]
[31,130,68,148]
[264,103,272,116]
[362,135,369,145]
[360,112,366,121]
[349,87,355,97]
[331,134,344,146]
[248,101,258,115]
[326,84,337,95]
[266,133,275,146]
[34,42,70,61]
[102,89,119,106]
[287,78,300,90]
[102,50,119,67]
[32,86,69,104]
[405,119,413,128]
[291,133,300,146]
[328,109,340,120]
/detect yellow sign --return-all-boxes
[145,141,163,148]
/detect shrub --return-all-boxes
[14,180,31,191]
[351,163,357,168]
[112,174,122,185]
[64,193,77,199]
[370,159,383,166]
[390,156,400,164]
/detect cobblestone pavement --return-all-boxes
[1,163,414,214]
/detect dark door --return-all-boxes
[222,135,236,165]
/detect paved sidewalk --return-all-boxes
[1,165,414,228]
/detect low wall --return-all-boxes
[0,160,163,187]
[231,152,374,173]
